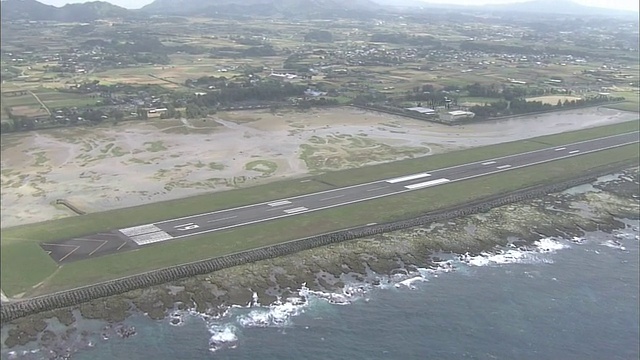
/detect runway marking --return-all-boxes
[300,180,311,183]
[569,150,580,154]
[268,200,292,207]
[482,161,497,165]
[367,223,377,226]
[555,147,566,151]
[174,222,195,228]
[320,194,344,201]
[207,216,238,223]
[151,132,637,226]
[131,231,173,246]
[83,240,109,256]
[284,207,308,214]
[117,240,128,250]
[404,178,451,190]
[496,165,512,169]
[120,224,164,237]
[367,186,389,192]
[386,173,431,184]
[42,243,81,262]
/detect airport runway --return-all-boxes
[42,131,639,263]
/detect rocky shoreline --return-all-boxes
[1,167,638,358]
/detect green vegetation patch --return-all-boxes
[144,141,168,152]
[209,162,226,171]
[245,160,278,176]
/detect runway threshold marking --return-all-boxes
[386,173,431,184]
[284,207,308,214]
[404,178,451,190]
[496,165,512,169]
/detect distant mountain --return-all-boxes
[141,0,381,17]
[1,0,132,21]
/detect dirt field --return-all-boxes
[1,106,637,228]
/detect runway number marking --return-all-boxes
[174,223,200,231]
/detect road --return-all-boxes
[42,131,639,263]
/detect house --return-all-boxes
[441,110,475,122]
[144,108,168,118]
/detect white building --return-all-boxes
[406,107,436,115]
[441,110,475,122]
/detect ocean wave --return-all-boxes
[208,324,239,353]
[459,237,569,267]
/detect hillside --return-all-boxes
[1,0,132,21]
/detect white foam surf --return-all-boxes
[208,324,239,353]
[460,237,569,267]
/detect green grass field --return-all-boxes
[1,121,639,297]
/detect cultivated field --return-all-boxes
[1,106,637,228]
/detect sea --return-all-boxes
[4,223,639,360]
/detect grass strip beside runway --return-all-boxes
[3,142,638,297]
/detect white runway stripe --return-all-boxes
[569,150,580,154]
[284,207,308,214]
[555,147,566,151]
[404,178,451,190]
[482,161,497,165]
[496,165,512,169]
[268,200,292,207]
[386,173,431,184]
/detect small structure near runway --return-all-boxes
[441,110,475,122]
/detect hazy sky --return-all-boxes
[37,0,640,12]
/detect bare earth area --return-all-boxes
[1,106,636,228]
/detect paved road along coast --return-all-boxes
[41,131,639,264]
